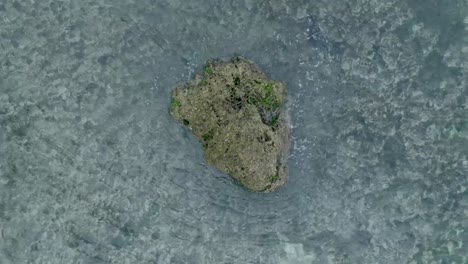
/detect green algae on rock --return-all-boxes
[170,57,289,192]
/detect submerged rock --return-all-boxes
[170,57,289,192]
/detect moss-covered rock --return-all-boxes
[170,57,289,192]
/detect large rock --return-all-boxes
[169,57,289,192]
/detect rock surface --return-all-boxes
[170,57,289,192]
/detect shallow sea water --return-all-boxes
[1,0,468,263]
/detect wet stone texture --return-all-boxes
[170,57,289,192]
